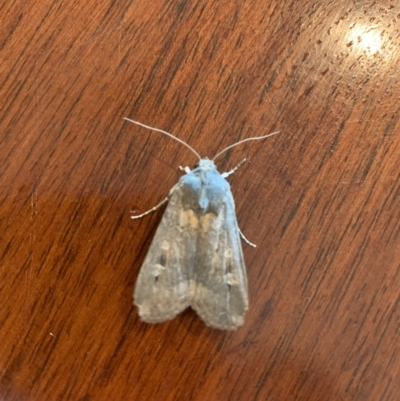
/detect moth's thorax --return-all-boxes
[179,158,231,215]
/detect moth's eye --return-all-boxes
[193,162,200,169]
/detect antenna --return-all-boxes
[213,131,280,160]
[124,118,202,160]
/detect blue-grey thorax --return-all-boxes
[179,158,231,215]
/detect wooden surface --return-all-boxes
[1,1,399,400]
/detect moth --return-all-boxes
[125,118,279,330]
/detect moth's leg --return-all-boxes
[131,184,179,220]
[179,165,191,174]
[222,158,247,178]
[224,157,255,247]
[238,227,256,248]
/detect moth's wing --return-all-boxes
[134,188,198,323]
[192,192,248,330]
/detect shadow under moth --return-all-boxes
[126,118,279,330]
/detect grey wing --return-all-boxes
[134,189,198,323]
[191,192,248,330]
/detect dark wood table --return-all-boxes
[1,1,399,400]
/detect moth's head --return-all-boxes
[194,158,216,170]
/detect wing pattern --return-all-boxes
[134,160,249,330]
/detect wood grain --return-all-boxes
[1,0,399,400]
